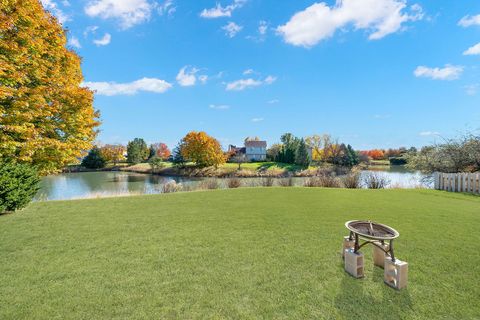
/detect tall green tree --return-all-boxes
[171,143,186,167]
[279,133,300,164]
[346,144,360,167]
[0,0,100,174]
[295,138,310,167]
[126,138,149,164]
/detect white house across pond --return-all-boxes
[228,137,267,162]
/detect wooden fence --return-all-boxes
[434,172,480,194]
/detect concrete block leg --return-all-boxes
[344,249,364,278]
[342,236,355,259]
[384,256,408,290]
[373,241,390,268]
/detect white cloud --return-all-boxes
[463,42,480,56]
[158,0,176,16]
[68,36,81,48]
[465,84,479,96]
[414,65,463,81]
[226,76,276,91]
[458,14,480,27]
[258,20,268,35]
[267,99,279,104]
[93,33,111,46]
[222,22,243,38]
[200,0,246,18]
[198,75,208,84]
[277,0,423,47]
[41,0,69,24]
[83,78,172,96]
[85,0,153,29]
[264,75,277,84]
[209,104,230,110]
[84,26,99,37]
[373,114,391,119]
[243,69,254,75]
[419,131,440,137]
[251,118,264,122]
[176,66,200,87]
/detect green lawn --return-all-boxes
[221,161,309,171]
[1,189,479,319]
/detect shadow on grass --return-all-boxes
[334,264,412,319]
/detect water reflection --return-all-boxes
[36,168,430,201]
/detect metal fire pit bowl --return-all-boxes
[345,220,400,261]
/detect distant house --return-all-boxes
[245,139,267,161]
[228,137,267,162]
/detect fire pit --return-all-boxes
[345,220,399,261]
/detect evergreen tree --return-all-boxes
[81,147,106,169]
[172,143,186,167]
[280,133,300,164]
[295,138,310,167]
[0,161,40,213]
[148,145,156,160]
[126,138,149,164]
[346,144,360,166]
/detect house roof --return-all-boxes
[245,140,267,148]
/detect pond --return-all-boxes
[36,167,431,201]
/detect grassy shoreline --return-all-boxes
[64,161,397,178]
[1,188,479,319]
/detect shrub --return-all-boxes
[149,156,166,173]
[278,177,294,187]
[389,157,407,165]
[227,178,242,188]
[81,147,106,169]
[261,177,274,187]
[162,181,182,193]
[342,172,362,189]
[0,162,40,213]
[319,174,341,188]
[363,172,390,189]
[304,174,341,188]
[200,179,219,190]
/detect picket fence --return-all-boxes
[434,172,480,194]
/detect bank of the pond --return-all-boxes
[65,161,405,178]
[37,168,430,201]
[2,188,479,319]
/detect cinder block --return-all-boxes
[384,256,408,290]
[342,236,355,259]
[344,249,364,278]
[373,241,390,268]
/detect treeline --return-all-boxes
[267,133,359,167]
[82,131,228,169]
[406,133,480,173]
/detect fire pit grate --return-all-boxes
[345,220,399,261]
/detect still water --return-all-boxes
[36,166,431,201]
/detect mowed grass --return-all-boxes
[1,189,479,319]
[122,161,311,175]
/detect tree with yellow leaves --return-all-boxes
[0,0,100,174]
[180,131,226,168]
[99,145,126,165]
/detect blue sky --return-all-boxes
[42,0,480,150]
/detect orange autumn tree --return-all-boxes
[0,0,100,174]
[367,149,385,160]
[180,131,226,168]
[151,143,171,160]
